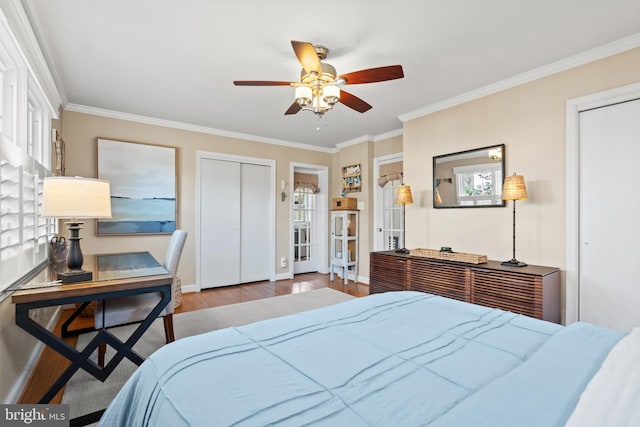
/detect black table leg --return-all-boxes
[15,284,171,417]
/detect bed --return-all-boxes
[99,291,637,426]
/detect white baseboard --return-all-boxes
[274,272,292,281]
[181,283,199,293]
[6,306,62,404]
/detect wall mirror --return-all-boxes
[433,144,505,208]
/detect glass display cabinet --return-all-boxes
[330,210,358,285]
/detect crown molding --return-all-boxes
[335,134,373,149]
[335,128,403,149]
[65,103,403,153]
[64,103,339,153]
[374,128,403,142]
[399,33,640,123]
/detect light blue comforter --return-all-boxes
[99,291,623,426]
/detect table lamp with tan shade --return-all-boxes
[395,184,413,254]
[501,173,528,267]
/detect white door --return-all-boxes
[200,159,241,287]
[293,187,317,274]
[240,163,271,282]
[374,155,404,251]
[579,98,640,332]
[199,157,271,288]
[374,179,404,251]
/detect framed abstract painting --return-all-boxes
[97,138,178,235]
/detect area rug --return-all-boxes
[62,288,354,421]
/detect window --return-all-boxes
[0,8,57,292]
[453,163,503,206]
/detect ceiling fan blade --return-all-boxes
[340,90,372,113]
[233,80,292,86]
[339,65,404,85]
[285,102,302,115]
[291,40,322,75]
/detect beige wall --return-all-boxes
[403,48,640,286]
[61,111,334,286]
[374,134,403,158]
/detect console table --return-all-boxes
[370,251,561,323]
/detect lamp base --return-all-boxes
[395,248,410,254]
[501,259,528,267]
[57,270,93,284]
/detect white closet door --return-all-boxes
[200,158,241,288]
[240,163,270,283]
[579,98,640,332]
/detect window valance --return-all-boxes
[294,172,320,193]
[377,161,403,187]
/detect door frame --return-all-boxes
[288,162,329,278]
[195,150,276,291]
[373,152,403,251]
[565,81,640,324]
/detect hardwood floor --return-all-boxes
[18,273,368,404]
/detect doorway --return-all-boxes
[293,187,317,274]
[290,164,328,277]
[373,154,404,251]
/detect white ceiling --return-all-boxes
[22,0,640,150]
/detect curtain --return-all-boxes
[378,161,403,187]
[294,172,320,193]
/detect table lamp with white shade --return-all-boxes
[42,177,112,283]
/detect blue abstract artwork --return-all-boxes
[97,138,177,235]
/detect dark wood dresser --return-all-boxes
[370,251,561,323]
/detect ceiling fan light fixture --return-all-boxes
[295,86,312,106]
[312,94,330,111]
[322,85,340,105]
[234,40,404,118]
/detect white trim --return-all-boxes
[195,150,276,291]
[358,274,370,285]
[274,272,293,281]
[401,33,640,123]
[375,128,403,142]
[565,81,640,325]
[180,283,199,294]
[66,103,337,154]
[0,0,61,116]
[66,103,403,152]
[335,134,373,149]
[5,306,61,404]
[335,128,403,150]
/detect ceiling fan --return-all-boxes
[233,40,404,116]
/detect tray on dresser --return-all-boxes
[409,248,488,264]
